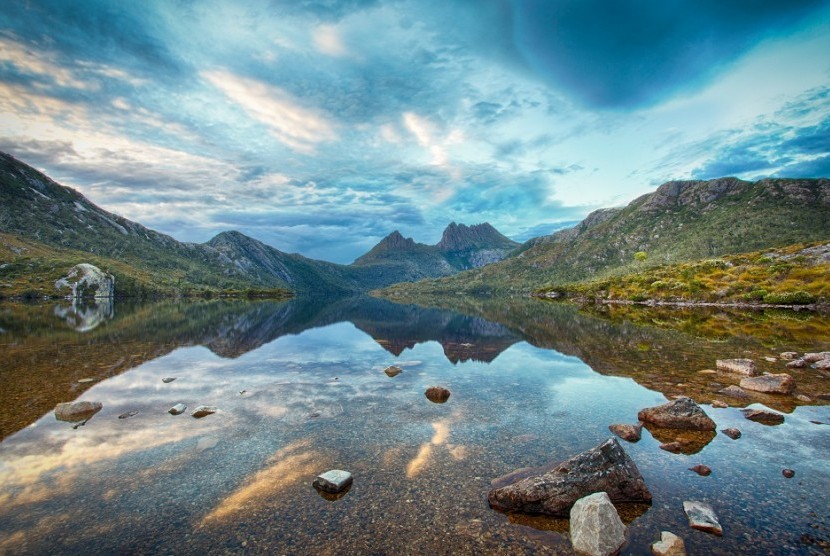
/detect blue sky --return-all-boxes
[1,0,829,263]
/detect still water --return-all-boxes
[1,296,829,554]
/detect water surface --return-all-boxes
[1,296,829,554]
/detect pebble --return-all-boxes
[783,469,795,478]
[168,403,187,415]
[688,464,712,476]
[313,469,353,493]
[162,377,176,383]
[77,378,95,383]
[192,406,217,418]
[118,411,139,419]
[721,428,742,440]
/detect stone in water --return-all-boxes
[169,403,187,415]
[191,405,217,418]
[313,470,353,493]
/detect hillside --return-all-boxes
[379,177,830,296]
[0,152,517,297]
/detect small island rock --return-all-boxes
[54,401,103,423]
[608,423,642,442]
[721,428,742,440]
[650,531,686,556]
[162,377,176,383]
[637,397,716,431]
[425,386,451,403]
[741,408,785,425]
[192,405,217,418]
[488,437,651,517]
[313,469,353,493]
[688,464,712,476]
[739,373,795,394]
[683,500,722,536]
[169,403,187,415]
[716,359,758,376]
[569,492,626,556]
[384,365,402,377]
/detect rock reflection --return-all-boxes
[53,297,114,332]
[643,425,717,455]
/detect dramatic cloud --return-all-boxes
[1,0,829,262]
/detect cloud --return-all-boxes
[203,70,338,154]
[312,24,349,57]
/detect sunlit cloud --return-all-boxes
[312,24,350,57]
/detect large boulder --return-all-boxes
[637,397,716,431]
[54,401,103,422]
[55,263,115,298]
[488,437,651,517]
[715,359,758,376]
[569,492,627,556]
[739,374,795,394]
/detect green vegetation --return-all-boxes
[535,242,830,307]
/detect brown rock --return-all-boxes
[608,423,643,442]
[741,408,785,425]
[54,401,103,423]
[786,359,807,369]
[688,464,711,476]
[710,400,728,408]
[716,359,758,376]
[425,386,451,403]
[660,442,684,453]
[637,397,716,431]
[739,373,795,394]
[782,468,795,478]
[384,365,402,377]
[721,428,742,440]
[487,437,652,517]
[718,385,750,398]
[648,427,716,455]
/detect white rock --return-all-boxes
[54,263,115,298]
[715,359,758,376]
[569,492,627,556]
[650,531,686,556]
[313,469,353,493]
[168,403,187,415]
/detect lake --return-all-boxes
[1,296,829,554]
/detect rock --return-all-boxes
[786,359,807,369]
[487,437,651,517]
[77,378,95,383]
[650,531,686,556]
[710,400,727,408]
[779,352,799,360]
[718,385,750,398]
[683,501,722,536]
[660,442,683,453]
[54,401,103,422]
[191,405,217,418]
[569,492,626,556]
[741,408,785,425]
[783,468,795,478]
[815,359,830,370]
[796,394,812,402]
[608,423,642,442]
[739,373,795,394]
[637,397,716,430]
[118,411,139,419]
[168,403,187,415]
[804,352,830,363]
[384,365,402,377]
[313,469,353,493]
[425,386,451,403]
[688,464,711,476]
[764,356,777,362]
[54,263,115,298]
[698,369,717,375]
[721,428,742,440]
[716,359,758,376]
[162,377,176,383]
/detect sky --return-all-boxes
[1,0,829,263]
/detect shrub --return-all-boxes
[762,291,816,305]
[743,289,768,301]
[629,292,649,302]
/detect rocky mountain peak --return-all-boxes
[375,230,417,251]
[437,222,516,252]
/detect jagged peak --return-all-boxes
[437,221,516,251]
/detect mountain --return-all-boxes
[379,177,830,296]
[0,152,517,297]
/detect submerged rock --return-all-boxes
[569,492,626,556]
[783,468,795,478]
[488,437,651,517]
[191,405,217,418]
[721,428,742,440]
[608,423,642,442]
[683,500,722,536]
[169,403,187,415]
[425,386,451,403]
[54,401,103,423]
[716,359,758,376]
[118,411,139,419]
[741,408,785,425]
[718,385,750,398]
[660,442,684,453]
[637,397,716,431]
[710,400,728,408]
[739,373,795,394]
[313,469,353,493]
[650,531,686,556]
[384,365,402,377]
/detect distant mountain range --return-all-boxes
[0,152,517,297]
[381,176,830,296]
